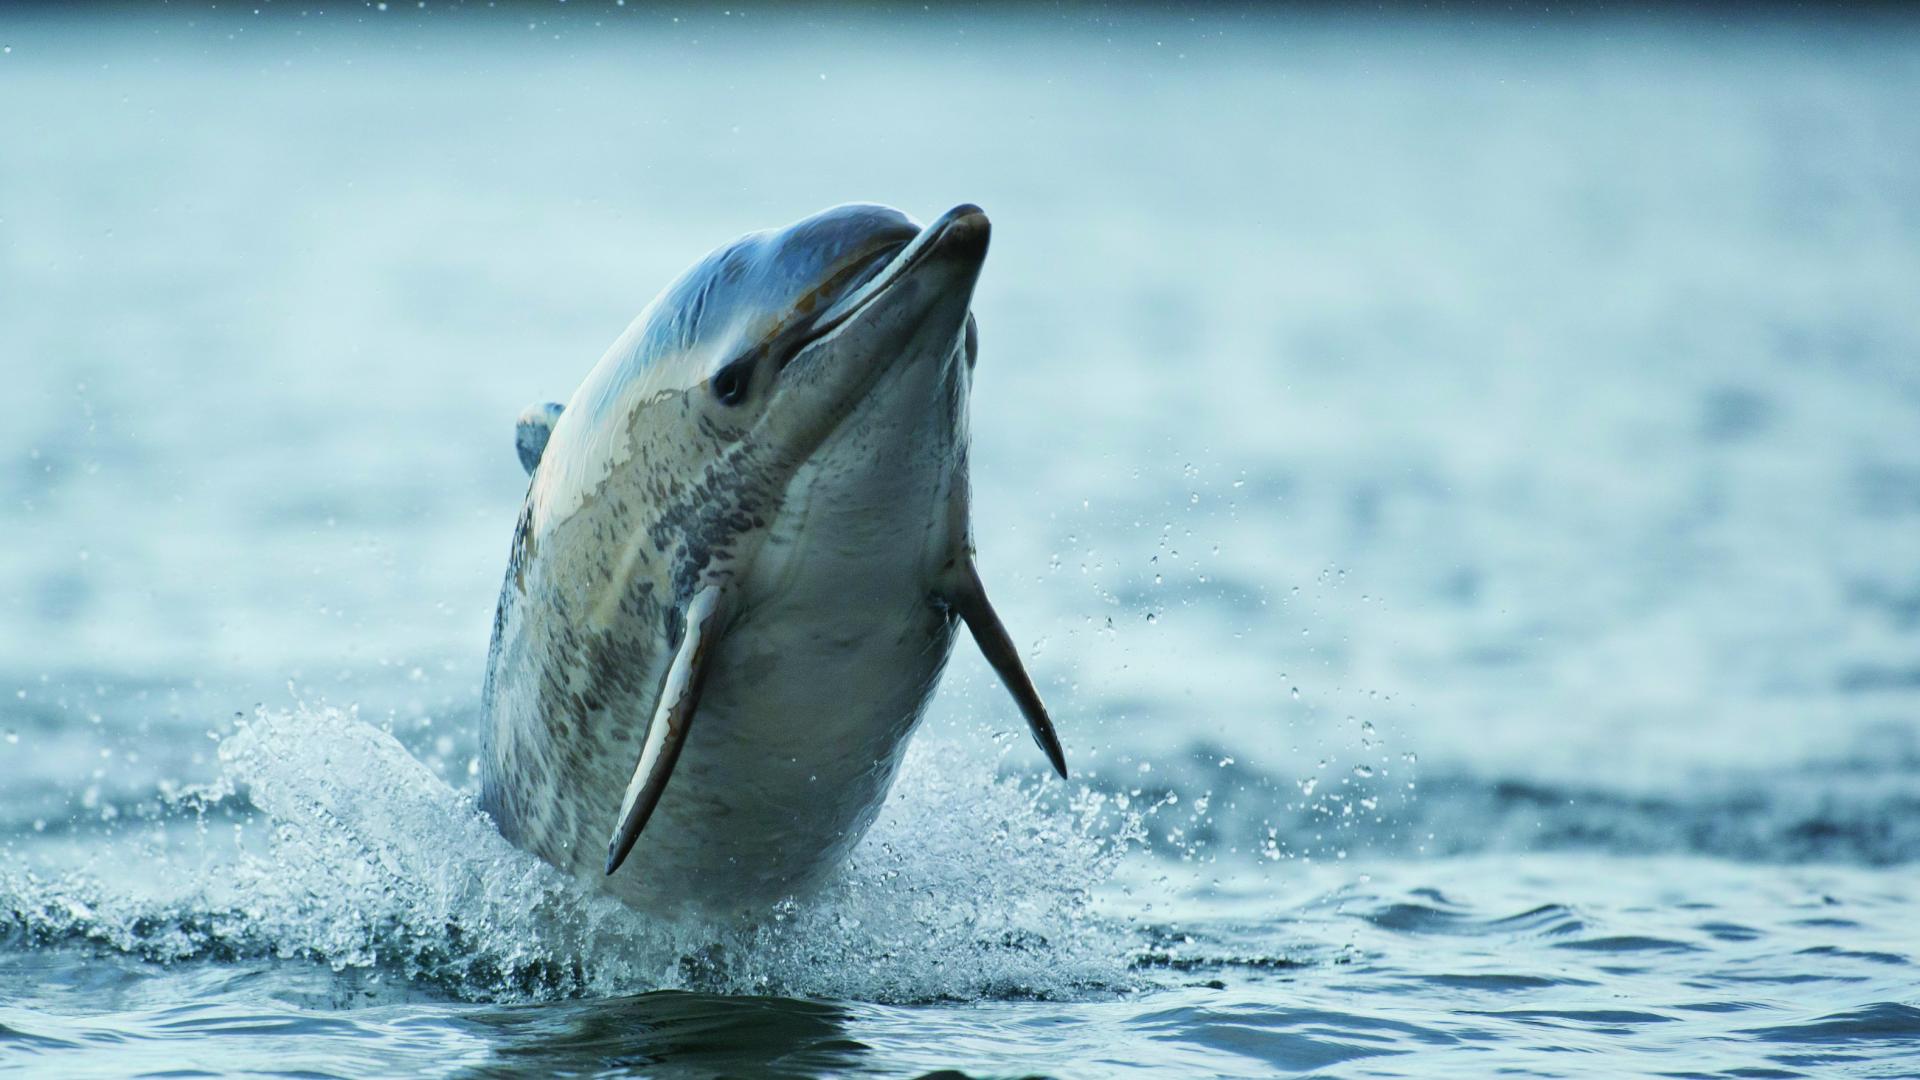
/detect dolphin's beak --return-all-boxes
[922,203,991,263]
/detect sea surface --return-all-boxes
[3,7,1919,1077]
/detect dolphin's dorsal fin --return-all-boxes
[939,558,1069,779]
[515,402,566,475]
[605,585,730,876]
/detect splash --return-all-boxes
[0,707,1139,1004]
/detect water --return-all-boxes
[3,7,1919,1077]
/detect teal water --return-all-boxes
[3,7,1919,1077]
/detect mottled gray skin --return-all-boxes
[479,204,986,916]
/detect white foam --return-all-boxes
[2,706,1140,1004]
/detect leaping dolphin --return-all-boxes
[478,203,1065,915]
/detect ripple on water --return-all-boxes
[1741,1002,1920,1045]
[1129,1002,1454,1073]
[1793,944,1910,966]
[1360,900,1586,938]
[1553,935,1705,954]
[1412,973,1593,993]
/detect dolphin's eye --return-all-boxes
[709,359,752,406]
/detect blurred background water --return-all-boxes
[3,4,1919,1077]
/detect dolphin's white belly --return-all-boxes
[626,585,955,910]
[594,359,964,912]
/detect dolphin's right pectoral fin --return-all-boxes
[939,558,1069,780]
[605,585,727,876]
[515,401,566,475]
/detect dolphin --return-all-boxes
[478,203,1066,915]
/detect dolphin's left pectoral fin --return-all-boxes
[940,559,1069,779]
[605,585,727,876]
[516,402,566,475]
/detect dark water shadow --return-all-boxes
[456,991,870,1079]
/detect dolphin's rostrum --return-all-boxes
[479,204,1064,914]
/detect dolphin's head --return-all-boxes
[613,202,983,463]
[529,203,987,570]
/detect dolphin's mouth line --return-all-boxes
[778,206,982,371]
[774,243,908,368]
